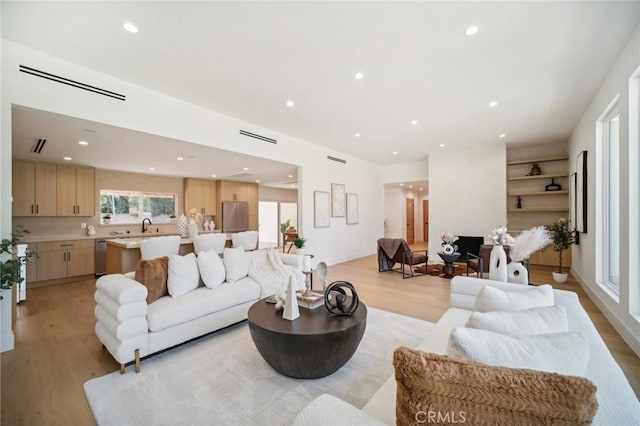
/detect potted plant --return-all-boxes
[103,214,112,225]
[549,218,575,283]
[1,226,35,300]
[293,236,307,255]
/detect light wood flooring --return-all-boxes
[1,250,639,425]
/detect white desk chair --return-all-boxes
[193,233,227,255]
[231,231,259,251]
[139,235,181,260]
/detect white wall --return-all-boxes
[428,143,507,258]
[568,24,640,355]
[0,41,384,350]
[259,186,297,203]
[380,159,428,184]
[384,186,405,239]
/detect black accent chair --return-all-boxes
[454,236,485,277]
[377,238,428,279]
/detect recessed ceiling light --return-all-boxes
[288,174,293,178]
[286,100,295,107]
[439,143,445,147]
[255,179,260,183]
[489,101,499,108]
[354,133,361,138]
[392,151,398,155]
[243,167,249,171]
[410,120,418,125]
[177,156,184,161]
[464,25,479,36]
[78,140,88,146]
[409,185,413,189]
[399,183,404,186]
[63,156,72,161]
[149,167,155,171]
[419,188,424,191]
[499,133,506,138]
[354,72,364,80]
[211,174,217,178]
[123,22,138,33]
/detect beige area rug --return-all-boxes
[84,308,432,426]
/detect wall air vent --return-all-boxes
[19,65,126,101]
[229,172,255,178]
[239,130,277,144]
[31,138,47,154]
[327,155,346,164]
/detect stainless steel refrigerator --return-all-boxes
[222,201,249,232]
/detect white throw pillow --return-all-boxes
[466,305,568,338]
[475,284,554,312]
[447,327,590,377]
[223,247,249,283]
[197,249,226,289]
[167,253,200,297]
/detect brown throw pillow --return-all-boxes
[393,347,598,426]
[134,256,169,304]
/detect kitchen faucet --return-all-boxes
[142,218,152,233]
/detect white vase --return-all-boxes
[552,271,568,283]
[282,277,300,321]
[489,245,508,282]
[209,220,215,231]
[177,214,188,237]
[203,220,210,231]
[188,219,199,238]
[507,262,528,285]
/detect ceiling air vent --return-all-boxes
[229,172,255,178]
[239,130,277,144]
[31,138,47,154]
[327,155,346,164]
[19,65,126,101]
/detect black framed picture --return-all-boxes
[576,150,588,233]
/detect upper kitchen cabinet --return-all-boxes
[183,178,216,215]
[56,165,95,216]
[12,161,57,216]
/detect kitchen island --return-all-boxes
[105,234,230,274]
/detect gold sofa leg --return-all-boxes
[120,364,125,374]
[135,349,141,373]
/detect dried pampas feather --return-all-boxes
[510,226,552,262]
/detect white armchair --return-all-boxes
[193,233,227,254]
[139,235,181,260]
[231,231,258,251]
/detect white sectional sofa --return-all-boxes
[94,250,303,373]
[294,276,639,425]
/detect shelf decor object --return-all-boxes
[314,191,330,228]
[576,150,588,233]
[331,183,346,217]
[545,178,562,191]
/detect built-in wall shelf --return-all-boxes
[507,173,567,181]
[508,190,569,197]
[508,207,569,213]
[507,156,569,166]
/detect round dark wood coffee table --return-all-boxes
[247,299,367,379]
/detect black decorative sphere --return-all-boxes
[324,281,359,316]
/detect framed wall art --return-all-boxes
[576,150,588,233]
[331,183,345,217]
[346,193,358,225]
[570,172,579,244]
[314,191,330,228]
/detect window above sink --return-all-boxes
[100,189,177,225]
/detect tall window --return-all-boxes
[598,98,620,295]
[100,189,177,224]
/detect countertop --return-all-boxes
[20,230,224,244]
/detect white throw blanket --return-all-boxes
[248,248,301,296]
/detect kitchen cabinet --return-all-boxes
[56,165,95,216]
[25,242,38,283]
[216,180,259,230]
[36,240,95,281]
[12,161,57,216]
[183,178,216,215]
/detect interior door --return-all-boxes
[406,198,415,244]
[423,200,429,245]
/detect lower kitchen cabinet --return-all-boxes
[35,240,95,281]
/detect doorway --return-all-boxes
[406,198,415,244]
[423,199,429,247]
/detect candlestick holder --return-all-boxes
[302,270,314,297]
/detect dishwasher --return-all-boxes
[95,239,107,277]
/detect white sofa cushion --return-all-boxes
[197,249,226,289]
[96,273,148,304]
[223,247,249,282]
[94,305,148,340]
[475,284,554,312]
[147,278,260,332]
[447,327,590,376]
[466,305,568,337]
[95,290,147,321]
[168,253,200,297]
